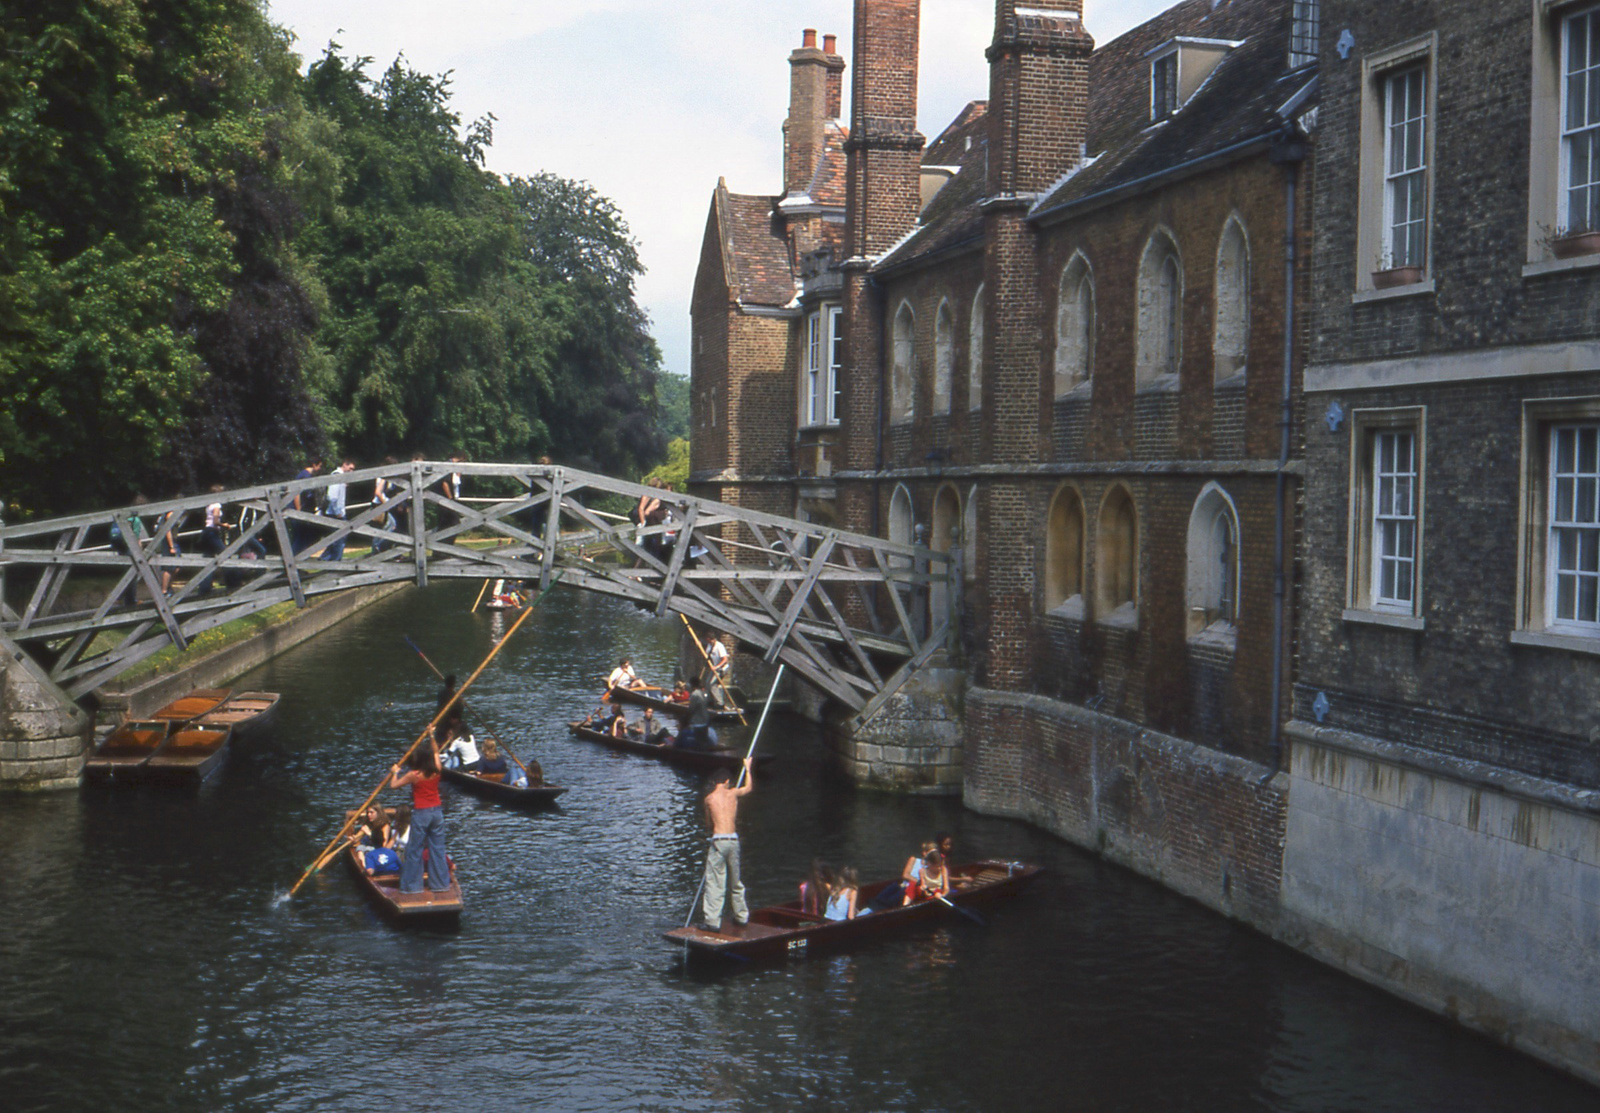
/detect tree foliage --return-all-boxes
[0,5,664,515]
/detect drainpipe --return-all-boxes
[1268,127,1307,775]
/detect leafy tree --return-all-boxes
[655,372,690,443]
[643,436,689,493]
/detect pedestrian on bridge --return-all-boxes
[320,459,354,561]
[290,458,324,554]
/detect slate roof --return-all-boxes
[875,0,1313,272]
[717,183,796,309]
[875,102,990,272]
[1034,0,1311,218]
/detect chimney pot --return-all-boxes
[802,28,817,49]
[823,34,837,55]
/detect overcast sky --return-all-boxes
[264,1,1175,382]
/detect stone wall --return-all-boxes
[1281,721,1600,1088]
[825,665,964,794]
[966,687,1288,929]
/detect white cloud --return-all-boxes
[265,0,1177,383]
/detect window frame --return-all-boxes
[1355,35,1437,296]
[1517,397,1600,649]
[968,286,985,412]
[890,301,915,424]
[1151,49,1178,121]
[1381,65,1430,270]
[933,298,955,415]
[802,309,823,428]
[827,305,844,425]
[1546,422,1600,631]
[1561,5,1600,235]
[1345,406,1427,625]
[1055,254,1095,397]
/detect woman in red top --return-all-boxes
[390,741,451,894]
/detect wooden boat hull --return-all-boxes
[346,842,462,927]
[663,860,1042,962]
[567,724,772,772]
[440,765,567,808]
[143,726,232,785]
[607,686,745,723]
[82,721,170,784]
[150,688,231,724]
[196,691,281,738]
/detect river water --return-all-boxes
[0,585,1592,1112]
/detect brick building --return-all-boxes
[1281,0,1600,1083]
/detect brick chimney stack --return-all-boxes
[986,0,1094,197]
[785,29,843,198]
[824,35,844,120]
[844,0,926,260]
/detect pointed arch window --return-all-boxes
[933,300,954,414]
[1214,220,1250,383]
[968,286,985,411]
[1187,485,1240,638]
[1046,486,1086,615]
[1137,234,1183,387]
[891,303,915,423]
[1055,256,1094,397]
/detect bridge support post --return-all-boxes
[823,659,965,795]
[0,633,92,792]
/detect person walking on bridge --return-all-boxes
[696,756,754,934]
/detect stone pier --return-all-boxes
[823,663,965,794]
[0,633,92,791]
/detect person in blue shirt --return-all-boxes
[320,459,354,561]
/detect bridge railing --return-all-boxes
[0,463,952,724]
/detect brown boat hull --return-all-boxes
[567,724,772,772]
[83,722,170,784]
[150,688,232,724]
[440,765,567,808]
[196,691,281,738]
[662,860,1041,962]
[607,686,745,723]
[143,726,232,785]
[345,843,462,928]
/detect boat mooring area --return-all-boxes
[0,585,1592,1112]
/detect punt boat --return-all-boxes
[149,688,231,724]
[606,686,746,723]
[567,722,773,773]
[345,809,462,928]
[662,859,1042,963]
[195,691,281,738]
[142,725,233,784]
[440,763,567,808]
[82,720,170,783]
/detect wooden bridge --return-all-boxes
[0,462,953,729]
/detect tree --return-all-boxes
[656,372,690,443]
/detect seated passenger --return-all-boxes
[442,728,480,770]
[391,804,412,861]
[606,706,628,738]
[799,859,832,917]
[605,656,644,697]
[357,803,400,875]
[904,849,950,906]
[866,842,935,912]
[629,707,673,746]
[826,866,860,921]
[477,739,511,782]
[666,679,691,704]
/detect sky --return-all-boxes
[264,1,1176,382]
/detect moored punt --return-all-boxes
[83,720,170,783]
[143,725,233,784]
[440,764,567,808]
[607,686,744,723]
[662,860,1043,962]
[345,837,462,928]
[196,691,281,738]
[567,723,772,773]
[149,688,231,724]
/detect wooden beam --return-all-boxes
[765,534,836,663]
[115,514,186,650]
[265,492,307,608]
[654,503,698,617]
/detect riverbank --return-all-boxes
[99,582,410,719]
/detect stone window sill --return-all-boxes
[1352,278,1434,305]
[1342,607,1425,631]
[1213,369,1247,391]
[1509,629,1600,657]
[1046,596,1086,622]
[1135,374,1180,395]
[1187,622,1237,651]
[1054,380,1093,402]
[1522,252,1600,279]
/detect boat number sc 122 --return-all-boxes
[787,938,807,954]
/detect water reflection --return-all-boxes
[0,583,1593,1112]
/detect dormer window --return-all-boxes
[1147,37,1243,123]
[1152,51,1178,120]
[1289,0,1319,70]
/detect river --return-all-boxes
[0,584,1592,1112]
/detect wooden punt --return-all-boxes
[83,720,171,783]
[196,691,281,738]
[345,822,462,928]
[143,725,233,784]
[607,686,745,723]
[440,764,567,808]
[149,688,231,724]
[567,723,773,773]
[662,859,1042,963]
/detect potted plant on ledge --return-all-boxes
[1371,251,1424,289]
[1543,224,1600,260]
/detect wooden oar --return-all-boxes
[680,615,747,725]
[682,665,784,941]
[470,578,491,613]
[933,891,986,926]
[287,590,548,898]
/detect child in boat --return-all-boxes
[799,859,833,916]
[904,850,950,906]
[356,804,399,875]
[477,739,510,782]
[826,867,860,921]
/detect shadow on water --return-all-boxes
[0,582,1594,1112]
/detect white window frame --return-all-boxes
[1547,422,1600,632]
[1345,407,1426,626]
[802,310,823,428]
[826,305,843,425]
[1382,66,1429,269]
[1151,50,1178,121]
[1371,429,1420,612]
[1563,7,1600,235]
[1355,36,1436,296]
